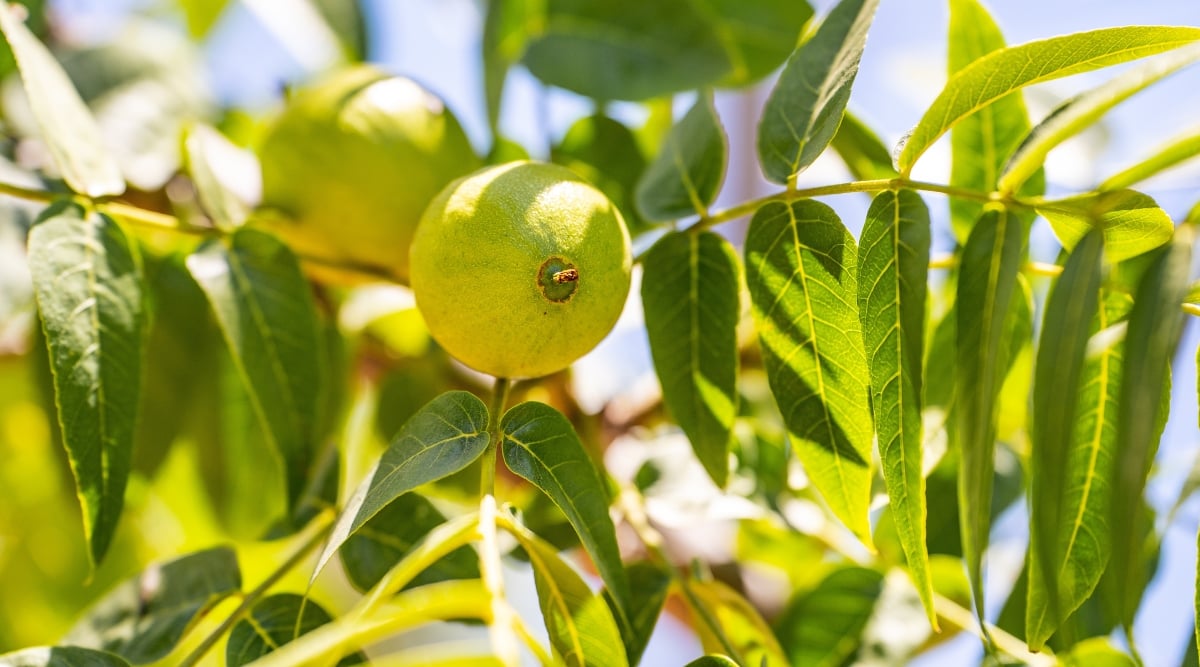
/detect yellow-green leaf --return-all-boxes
[857,190,933,625]
[1036,189,1174,263]
[1100,129,1200,191]
[898,26,1200,173]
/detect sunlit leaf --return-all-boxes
[339,492,479,593]
[684,658,738,667]
[1000,45,1200,193]
[1110,224,1193,630]
[482,0,537,134]
[829,111,897,181]
[857,190,933,625]
[506,520,628,667]
[775,567,885,667]
[27,202,144,566]
[757,0,880,183]
[898,26,1200,173]
[0,647,130,667]
[0,4,124,196]
[1061,638,1137,667]
[744,199,874,544]
[314,391,489,581]
[1026,230,1103,650]
[1100,130,1200,191]
[1036,190,1174,263]
[183,124,249,229]
[65,547,241,664]
[501,401,630,616]
[641,231,740,486]
[636,93,727,221]
[187,228,322,512]
[947,0,1038,241]
[688,579,789,667]
[955,208,1026,618]
[177,0,230,38]
[226,594,365,666]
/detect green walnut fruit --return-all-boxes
[410,161,632,379]
[257,64,480,284]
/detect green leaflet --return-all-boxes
[338,492,479,593]
[684,658,738,667]
[1110,224,1194,630]
[187,228,322,512]
[1061,638,1138,667]
[641,231,740,487]
[744,199,874,544]
[687,579,789,667]
[177,0,231,38]
[635,93,728,221]
[506,519,628,667]
[947,0,1038,241]
[955,208,1026,620]
[65,547,241,664]
[604,562,671,667]
[0,4,124,197]
[756,0,880,184]
[1026,230,1104,650]
[521,0,811,100]
[313,390,490,582]
[1036,190,1174,263]
[1000,44,1200,194]
[774,567,885,667]
[1100,129,1200,191]
[857,190,933,625]
[829,111,897,181]
[553,114,649,233]
[0,647,131,667]
[27,203,144,567]
[482,0,537,134]
[897,26,1200,173]
[226,594,365,666]
[500,401,631,618]
[1026,290,1131,648]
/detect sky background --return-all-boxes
[47,0,1200,664]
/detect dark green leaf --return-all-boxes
[604,562,671,667]
[314,390,489,581]
[506,520,628,667]
[552,114,649,232]
[641,231,740,486]
[1026,230,1104,650]
[857,190,933,625]
[65,547,241,664]
[521,0,730,101]
[28,202,144,566]
[829,111,897,181]
[687,579,789,666]
[500,401,630,618]
[774,567,885,667]
[1036,190,1174,263]
[635,93,727,221]
[744,199,874,544]
[898,26,1200,173]
[186,228,322,511]
[757,0,880,184]
[0,647,130,667]
[1110,224,1194,630]
[1100,130,1200,191]
[955,208,1026,618]
[226,594,365,666]
[700,0,813,87]
[1000,45,1200,194]
[947,0,1038,241]
[0,5,124,196]
[339,492,479,593]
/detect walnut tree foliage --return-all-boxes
[1,0,1199,666]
